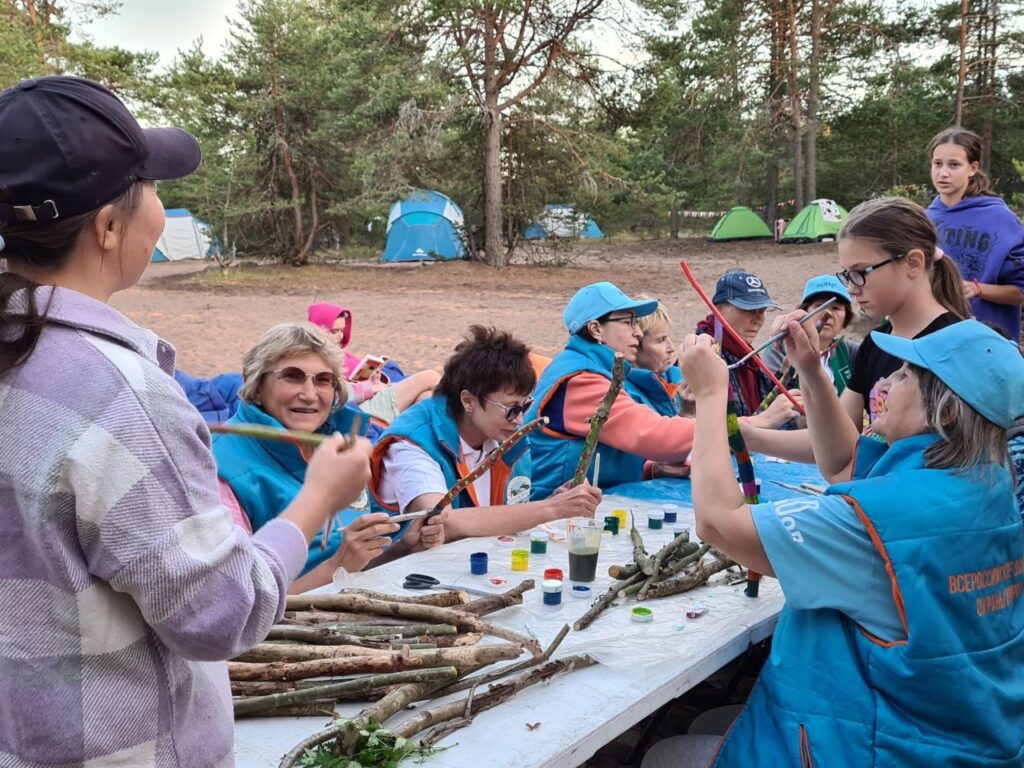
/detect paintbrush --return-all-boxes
[726,297,838,370]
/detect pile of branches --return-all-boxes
[228,581,592,767]
[574,526,736,631]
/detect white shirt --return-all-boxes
[378,437,499,512]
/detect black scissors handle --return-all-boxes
[403,573,440,590]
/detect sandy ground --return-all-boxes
[112,238,869,377]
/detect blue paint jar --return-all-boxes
[662,505,680,524]
[542,579,563,606]
[470,552,488,575]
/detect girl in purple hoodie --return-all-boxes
[927,127,1024,341]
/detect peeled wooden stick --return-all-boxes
[286,589,469,611]
[229,643,522,682]
[428,416,549,516]
[459,579,535,616]
[234,643,394,663]
[414,655,597,745]
[266,624,457,645]
[234,667,457,717]
[572,354,625,486]
[287,593,543,656]
[282,610,443,625]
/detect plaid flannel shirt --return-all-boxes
[0,287,308,767]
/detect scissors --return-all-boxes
[402,573,493,598]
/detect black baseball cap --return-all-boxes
[0,76,201,224]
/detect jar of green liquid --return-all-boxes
[530,530,548,554]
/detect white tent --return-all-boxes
[152,209,216,262]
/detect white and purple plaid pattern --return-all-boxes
[0,288,308,767]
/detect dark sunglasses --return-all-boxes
[483,396,535,421]
[271,367,339,390]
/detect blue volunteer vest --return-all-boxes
[625,365,683,417]
[212,401,374,574]
[526,335,645,499]
[714,433,1024,767]
[369,394,532,512]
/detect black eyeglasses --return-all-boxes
[836,254,903,287]
[271,367,339,390]
[483,396,535,421]
[602,314,639,328]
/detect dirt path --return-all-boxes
[112,238,863,376]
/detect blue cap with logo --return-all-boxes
[801,274,851,305]
[870,320,1024,429]
[712,271,780,311]
[563,282,659,334]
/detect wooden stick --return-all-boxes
[209,422,329,448]
[607,562,641,580]
[413,655,596,745]
[229,643,522,682]
[630,523,654,575]
[428,416,549,516]
[234,667,458,717]
[657,543,711,580]
[286,589,469,610]
[265,624,457,645]
[282,610,409,625]
[234,643,394,663]
[459,579,535,616]
[242,702,335,717]
[574,571,645,631]
[285,593,543,656]
[572,355,625,486]
[642,556,736,600]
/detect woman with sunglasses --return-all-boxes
[213,323,443,590]
[743,198,971,465]
[527,282,697,498]
[370,325,602,539]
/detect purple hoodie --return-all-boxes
[927,194,1024,341]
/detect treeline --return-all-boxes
[3,0,1023,265]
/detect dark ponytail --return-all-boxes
[927,127,995,198]
[0,183,144,374]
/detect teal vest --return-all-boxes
[369,395,532,512]
[714,434,1024,767]
[526,335,645,499]
[625,365,682,417]
[212,401,371,574]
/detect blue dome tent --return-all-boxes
[152,209,218,262]
[524,204,604,240]
[381,191,467,263]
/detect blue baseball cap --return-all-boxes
[711,271,780,311]
[0,76,201,224]
[563,282,658,334]
[871,321,1024,429]
[801,274,851,305]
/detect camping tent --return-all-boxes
[382,190,467,263]
[780,199,848,243]
[524,204,604,240]
[152,209,216,262]
[708,207,773,241]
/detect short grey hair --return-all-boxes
[239,322,348,408]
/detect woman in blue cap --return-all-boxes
[647,319,1024,768]
[763,274,860,395]
[526,282,696,498]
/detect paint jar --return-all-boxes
[603,515,620,535]
[674,527,691,542]
[631,606,654,623]
[530,530,548,555]
[544,568,564,581]
[647,509,665,530]
[470,552,488,575]
[611,508,628,530]
[662,505,680,524]
[570,584,592,599]
[511,549,529,571]
[542,579,563,606]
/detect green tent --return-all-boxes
[780,199,848,243]
[708,207,773,241]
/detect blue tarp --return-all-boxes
[382,190,466,263]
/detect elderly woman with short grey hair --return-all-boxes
[213,323,443,591]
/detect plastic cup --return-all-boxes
[567,518,602,582]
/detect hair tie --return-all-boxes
[934,247,945,261]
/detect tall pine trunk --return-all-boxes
[786,0,803,212]
[954,0,970,125]
[482,13,505,267]
[804,0,822,204]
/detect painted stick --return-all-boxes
[680,261,804,415]
[572,354,625,487]
[726,298,837,369]
[756,310,830,412]
[727,403,761,597]
[427,416,549,517]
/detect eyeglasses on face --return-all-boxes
[271,367,339,390]
[836,254,904,288]
[483,396,535,421]
[602,314,639,328]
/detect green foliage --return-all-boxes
[296,719,438,768]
